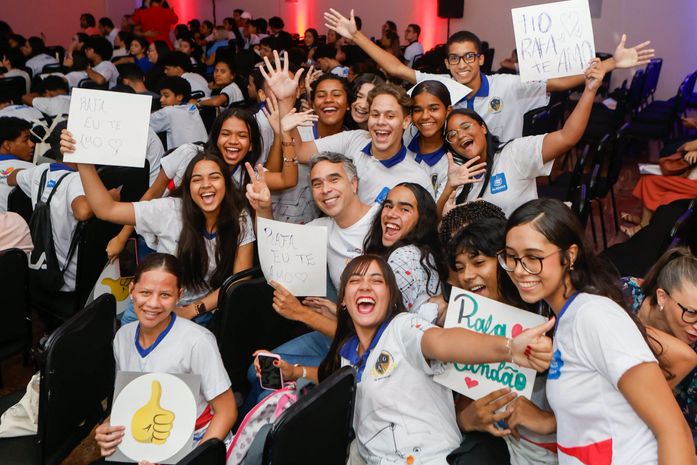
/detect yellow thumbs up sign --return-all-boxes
[131,380,175,444]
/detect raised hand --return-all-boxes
[60,129,77,155]
[259,50,304,102]
[510,317,555,371]
[282,108,318,133]
[613,34,655,69]
[323,8,358,39]
[270,280,310,321]
[262,92,282,135]
[304,65,323,98]
[584,58,605,92]
[244,162,271,212]
[447,152,487,188]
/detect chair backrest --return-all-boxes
[563,143,592,201]
[176,438,226,465]
[262,366,357,465]
[41,63,66,74]
[0,76,27,104]
[78,78,108,90]
[606,123,631,188]
[0,248,31,355]
[481,47,495,75]
[668,198,697,251]
[213,268,310,393]
[522,106,550,137]
[44,46,65,64]
[569,167,595,227]
[7,186,33,224]
[38,294,116,465]
[675,71,697,116]
[627,69,646,113]
[641,58,663,103]
[74,218,122,310]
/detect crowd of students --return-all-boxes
[1,3,696,464]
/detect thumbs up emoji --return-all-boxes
[131,380,175,444]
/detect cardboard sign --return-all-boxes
[108,372,200,464]
[65,88,151,167]
[512,0,596,82]
[433,288,547,400]
[88,260,133,317]
[257,217,327,296]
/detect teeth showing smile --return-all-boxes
[469,284,485,293]
[354,107,368,115]
[357,297,375,304]
[517,281,539,289]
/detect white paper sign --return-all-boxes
[257,217,327,296]
[512,0,596,82]
[109,372,200,464]
[433,288,547,400]
[65,88,151,167]
[408,76,471,106]
[88,260,133,317]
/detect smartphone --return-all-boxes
[118,238,138,278]
[258,354,284,390]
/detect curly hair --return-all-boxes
[439,200,505,247]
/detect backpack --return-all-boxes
[226,379,315,465]
[28,168,83,292]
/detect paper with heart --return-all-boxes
[257,217,327,297]
[433,287,548,400]
[511,0,596,82]
[65,88,151,167]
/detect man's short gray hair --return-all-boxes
[309,151,358,181]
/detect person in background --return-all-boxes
[0,211,33,254]
[0,117,35,212]
[19,35,59,76]
[131,0,178,49]
[98,17,119,45]
[403,23,424,67]
[149,76,207,149]
[0,49,31,93]
[80,13,100,36]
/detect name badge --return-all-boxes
[490,173,508,194]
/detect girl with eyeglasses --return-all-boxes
[501,198,694,465]
[440,59,604,218]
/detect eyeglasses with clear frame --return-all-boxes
[445,121,474,144]
[446,52,481,65]
[665,290,697,324]
[497,249,563,275]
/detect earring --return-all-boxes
[659,305,664,312]
[569,263,575,271]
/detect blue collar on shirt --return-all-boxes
[407,136,446,167]
[312,121,320,139]
[463,72,490,109]
[202,228,217,239]
[49,162,76,172]
[135,312,177,358]
[0,154,20,161]
[361,142,408,168]
[554,291,579,332]
[339,320,390,382]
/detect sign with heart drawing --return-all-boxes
[433,287,547,400]
[256,217,327,297]
[65,88,151,168]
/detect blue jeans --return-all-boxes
[239,331,332,418]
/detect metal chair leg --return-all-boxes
[610,188,620,232]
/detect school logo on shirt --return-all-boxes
[547,349,564,380]
[490,173,508,194]
[489,97,503,113]
[374,186,390,204]
[371,351,395,379]
[0,167,15,179]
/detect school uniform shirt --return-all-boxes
[271,123,321,224]
[314,130,436,205]
[387,245,441,315]
[105,28,120,45]
[546,292,658,465]
[182,72,211,98]
[329,65,350,79]
[0,104,44,122]
[254,107,274,165]
[16,164,85,292]
[0,154,35,211]
[31,95,71,117]
[404,130,448,199]
[457,135,551,217]
[341,313,460,465]
[65,61,119,89]
[2,68,31,93]
[25,53,59,77]
[308,203,379,290]
[220,82,244,106]
[114,314,231,425]
[149,104,208,150]
[132,196,255,303]
[160,143,204,195]
[0,211,33,253]
[404,41,424,67]
[145,128,164,186]
[415,71,549,142]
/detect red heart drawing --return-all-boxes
[512,323,525,338]
[465,377,479,389]
[405,271,412,275]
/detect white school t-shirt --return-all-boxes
[254,108,274,165]
[404,41,424,67]
[114,315,231,418]
[414,71,549,142]
[307,204,379,290]
[25,53,59,77]
[133,196,255,303]
[220,82,244,106]
[16,164,84,292]
[546,293,658,465]
[149,104,208,150]
[145,128,164,186]
[0,104,44,122]
[32,95,71,116]
[404,130,448,199]
[92,60,119,88]
[182,72,211,98]
[160,143,203,195]
[387,245,441,315]
[0,155,35,211]
[458,135,551,217]
[342,313,460,465]
[313,130,435,205]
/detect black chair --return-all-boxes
[0,294,116,465]
[176,438,226,465]
[44,46,65,64]
[666,197,697,251]
[640,58,663,105]
[481,48,495,75]
[261,366,356,465]
[40,63,66,74]
[538,143,593,202]
[213,268,310,395]
[0,76,27,104]
[7,187,33,224]
[78,78,108,90]
[626,69,647,116]
[522,101,564,137]
[0,249,31,387]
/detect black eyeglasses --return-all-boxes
[665,291,697,324]
[497,249,562,275]
[447,52,481,65]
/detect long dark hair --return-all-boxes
[412,80,452,108]
[205,107,262,191]
[133,253,183,289]
[363,183,447,298]
[446,108,506,201]
[176,152,245,291]
[318,255,406,381]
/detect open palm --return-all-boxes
[613,34,655,69]
[324,8,357,39]
[260,50,303,101]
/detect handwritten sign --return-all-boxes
[257,217,327,296]
[512,0,596,82]
[433,288,547,400]
[65,88,151,167]
[109,372,200,464]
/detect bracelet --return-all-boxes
[281,138,296,147]
[283,156,298,164]
[294,363,307,379]
[505,337,512,362]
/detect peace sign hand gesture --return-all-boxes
[245,162,272,214]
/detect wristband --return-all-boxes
[283,156,298,164]
[505,337,512,362]
[281,138,296,147]
[294,363,307,379]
